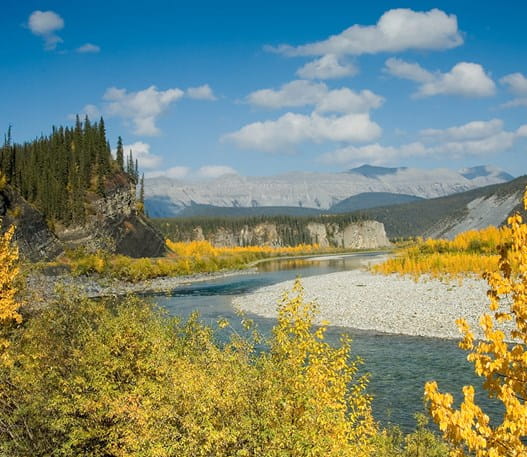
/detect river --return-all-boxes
[149,252,501,431]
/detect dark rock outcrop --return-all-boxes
[0,187,63,261]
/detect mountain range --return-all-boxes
[145,165,514,218]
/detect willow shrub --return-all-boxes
[425,192,527,456]
[373,225,512,279]
[0,280,377,457]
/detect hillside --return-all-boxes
[353,175,527,239]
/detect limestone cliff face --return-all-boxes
[56,177,166,258]
[306,221,391,249]
[179,220,390,249]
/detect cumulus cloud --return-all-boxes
[384,57,434,83]
[500,72,527,96]
[319,142,426,165]
[76,43,100,53]
[320,119,527,165]
[28,10,64,50]
[247,80,328,109]
[420,119,504,142]
[104,85,184,135]
[197,165,238,178]
[114,141,162,169]
[385,59,495,98]
[500,73,527,109]
[246,80,384,114]
[222,112,381,152]
[68,104,101,121]
[296,54,357,79]
[146,166,190,179]
[186,84,217,100]
[269,8,462,57]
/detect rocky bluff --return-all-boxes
[0,175,166,260]
[181,220,390,249]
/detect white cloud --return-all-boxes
[28,10,64,50]
[320,119,527,165]
[68,104,101,121]
[270,8,462,57]
[77,43,100,53]
[197,165,238,178]
[384,57,433,83]
[104,85,184,135]
[385,59,495,98]
[315,88,384,114]
[500,73,527,109]
[420,119,504,141]
[146,166,190,179]
[501,98,527,109]
[319,142,426,165]
[500,72,527,96]
[247,80,328,109]
[222,112,381,152]
[186,84,217,100]
[115,141,162,169]
[296,54,357,79]
[246,80,384,114]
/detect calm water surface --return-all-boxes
[150,253,501,431]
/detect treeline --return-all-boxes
[153,213,365,246]
[0,117,143,226]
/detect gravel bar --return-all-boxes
[232,270,503,340]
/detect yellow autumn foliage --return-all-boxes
[0,281,378,457]
[0,224,22,354]
[425,190,527,457]
[373,226,512,278]
[64,241,323,282]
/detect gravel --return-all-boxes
[232,269,509,340]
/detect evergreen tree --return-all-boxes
[116,136,124,171]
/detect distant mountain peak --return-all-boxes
[347,164,407,178]
[459,165,514,181]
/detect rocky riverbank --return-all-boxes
[22,268,255,310]
[232,269,511,340]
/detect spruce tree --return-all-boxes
[116,136,124,171]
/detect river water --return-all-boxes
[149,253,501,431]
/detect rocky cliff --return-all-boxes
[55,175,166,258]
[0,186,63,261]
[177,220,390,249]
[0,175,166,261]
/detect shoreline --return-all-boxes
[232,269,507,341]
[23,250,391,305]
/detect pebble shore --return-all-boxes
[232,268,506,340]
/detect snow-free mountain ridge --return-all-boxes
[145,165,513,218]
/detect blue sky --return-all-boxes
[3,1,527,178]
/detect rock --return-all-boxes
[176,220,391,249]
[55,176,166,258]
[0,186,63,261]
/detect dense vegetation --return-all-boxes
[373,226,510,278]
[5,193,527,455]
[61,241,324,282]
[153,213,365,246]
[0,228,450,456]
[0,119,142,226]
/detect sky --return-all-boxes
[3,0,527,179]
